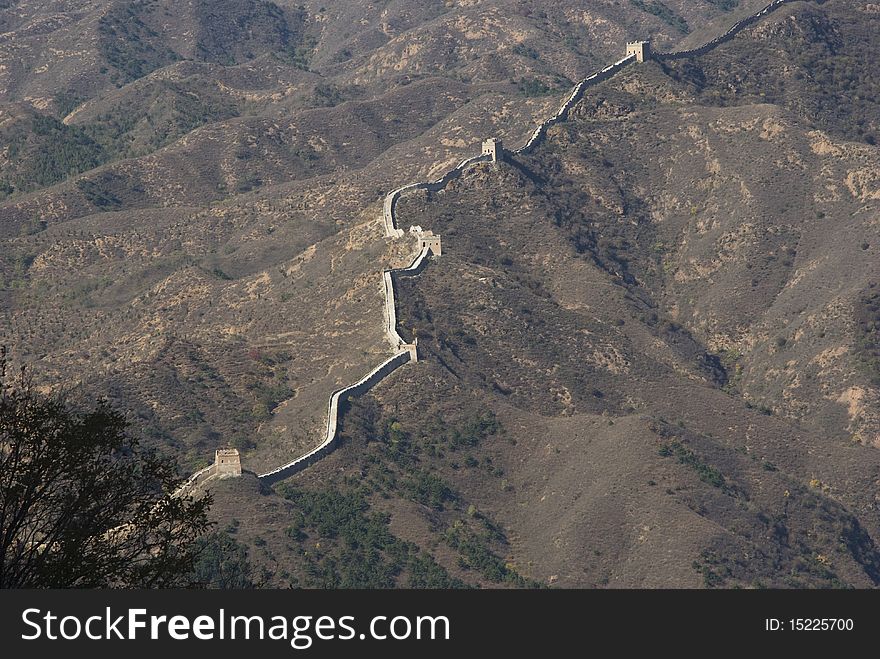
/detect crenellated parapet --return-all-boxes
[655,0,796,61]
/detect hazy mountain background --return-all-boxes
[2,0,879,587]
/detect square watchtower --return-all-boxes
[418,231,442,257]
[214,448,242,477]
[625,41,651,62]
[482,138,503,162]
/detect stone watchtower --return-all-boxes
[213,447,242,478]
[418,231,442,256]
[482,138,503,162]
[625,40,651,62]
[409,225,442,256]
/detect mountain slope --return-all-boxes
[1,0,764,468]
[2,0,879,588]
[200,0,880,588]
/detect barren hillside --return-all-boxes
[2,0,878,588]
[207,0,880,588]
[1,0,763,469]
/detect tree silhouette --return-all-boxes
[0,347,212,587]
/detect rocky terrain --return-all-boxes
[2,0,879,588]
[0,0,769,470]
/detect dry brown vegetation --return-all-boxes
[2,0,879,587]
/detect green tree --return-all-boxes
[0,348,212,588]
[189,532,255,588]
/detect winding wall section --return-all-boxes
[656,0,793,61]
[177,0,802,492]
[257,245,430,484]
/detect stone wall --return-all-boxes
[178,0,814,490]
[383,154,492,237]
[383,245,432,348]
[258,240,435,484]
[655,0,796,61]
[515,54,637,155]
[172,463,214,498]
[258,349,412,485]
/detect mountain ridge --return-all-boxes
[2,0,879,588]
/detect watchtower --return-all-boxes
[482,138,503,162]
[417,230,442,257]
[403,338,419,362]
[625,40,651,62]
[214,448,242,478]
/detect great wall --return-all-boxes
[179,0,801,495]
